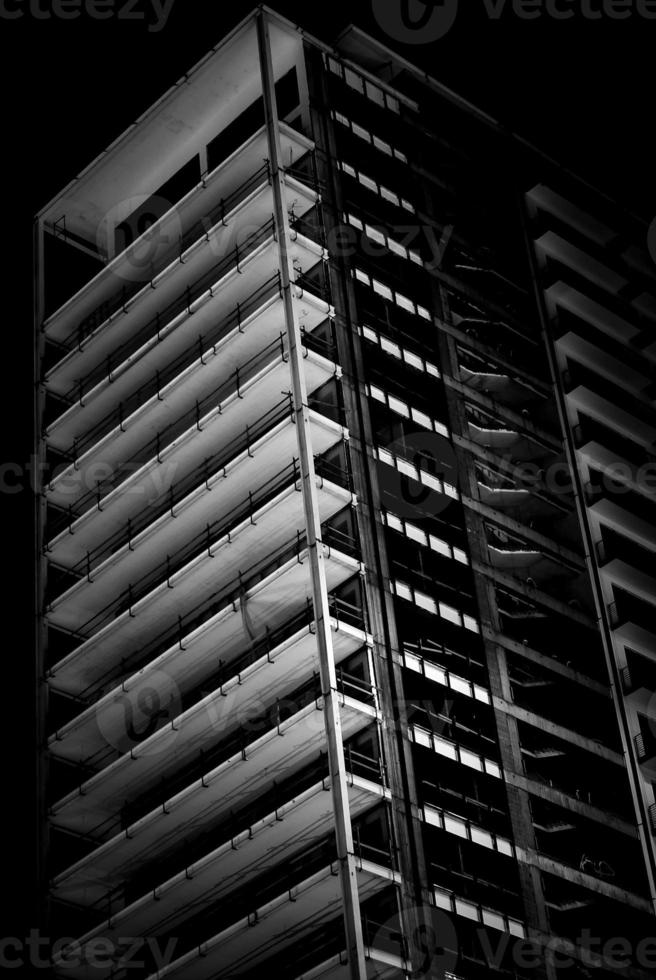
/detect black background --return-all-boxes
[2,0,655,951]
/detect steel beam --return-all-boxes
[256,12,367,979]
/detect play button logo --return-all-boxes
[377,430,459,519]
[372,0,460,44]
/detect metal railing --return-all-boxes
[55,458,305,636]
[58,273,284,465]
[314,454,354,494]
[634,732,655,763]
[289,208,327,249]
[607,600,624,629]
[58,217,277,410]
[84,666,375,842]
[48,395,295,570]
[295,265,332,306]
[283,149,320,195]
[353,828,396,869]
[345,745,387,785]
[50,514,359,703]
[176,593,368,714]
[322,524,361,561]
[620,665,634,693]
[51,162,272,354]
[50,532,311,698]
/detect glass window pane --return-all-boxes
[366,225,387,246]
[433,736,457,760]
[386,93,400,114]
[415,591,437,614]
[425,662,447,686]
[439,603,461,625]
[406,523,427,546]
[455,899,480,921]
[460,748,483,771]
[424,805,442,828]
[444,814,468,838]
[344,68,364,94]
[508,919,526,939]
[388,238,407,258]
[404,350,423,371]
[396,293,414,313]
[485,759,502,778]
[422,472,443,493]
[387,513,404,533]
[434,888,453,911]
[482,910,505,932]
[429,535,451,557]
[471,827,494,849]
[397,458,418,480]
[372,279,393,301]
[411,408,432,429]
[450,675,472,697]
[388,395,410,417]
[414,726,432,748]
[380,337,401,358]
[366,80,385,107]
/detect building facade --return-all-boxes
[34,7,656,979]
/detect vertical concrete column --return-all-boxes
[432,290,556,980]
[302,42,436,977]
[34,217,50,936]
[519,192,656,917]
[256,12,367,980]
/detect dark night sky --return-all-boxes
[13,0,656,220]
[1,0,655,939]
